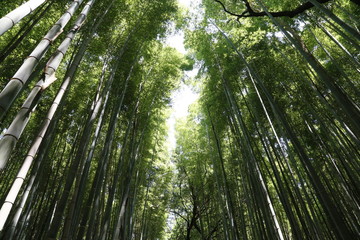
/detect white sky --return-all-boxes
[165,0,200,151]
[164,1,202,234]
[166,83,199,149]
[166,31,186,54]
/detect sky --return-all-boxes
[165,0,200,151]
[164,0,201,233]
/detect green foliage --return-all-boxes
[168,0,360,239]
[0,0,359,239]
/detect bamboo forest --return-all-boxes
[0,0,359,239]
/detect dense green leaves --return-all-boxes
[169,0,360,239]
[0,0,359,239]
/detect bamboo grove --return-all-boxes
[170,0,360,239]
[0,0,359,240]
[0,0,184,239]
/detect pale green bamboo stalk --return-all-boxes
[7,30,94,239]
[0,0,94,170]
[0,0,84,119]
[0,0,47,36]
[0,63,76,232]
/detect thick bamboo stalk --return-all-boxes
[0,0,47,36]
[0,1,53,63]
[0,0,94,170]
[8,37,91,237]
[0,62,76,232]
[0,0,84,119]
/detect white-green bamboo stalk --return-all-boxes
[0,82,43,170]
[5,175,34,240]
[0,66,74,232]
[0,0,47,36]
[7,34,91,238]
[0,0,84,119]
[0,0,94,170]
